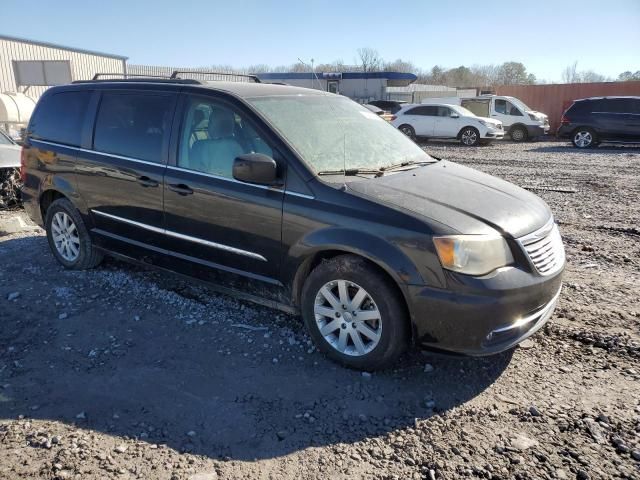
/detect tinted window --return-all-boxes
[93,93,174,162]
[405,106,437,116]
[30,91,90,146]
[567,100,595,115]
[600,98,632,114]
[178,97,272,178]
[437,106,453,117]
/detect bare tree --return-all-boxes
[383,58,416,73]
[356,48,382,73]
[561,61,579,83]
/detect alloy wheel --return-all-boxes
[461,129,478,145]
[313,280,382,356]
[51,211,81,262]
[574,131,592,148]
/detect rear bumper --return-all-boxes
[556,125,573,139]
[408,265,563,355]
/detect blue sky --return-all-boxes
[2,0,639,82]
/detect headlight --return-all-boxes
[433,235,514,275]
[478,120,496,129]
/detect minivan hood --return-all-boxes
[0,144,21,169]
[347,160,551,238]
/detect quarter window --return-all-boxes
[30,91,91,146]
[178,97,273,178]
[93,92,175,163]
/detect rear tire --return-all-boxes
[45,198,103,270]
[301,255,408,370]
[572,128,597,148]
[398,124,416,141]
[510,125,528,142]
[460,127,480,146]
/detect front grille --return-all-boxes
[519,221,565,276]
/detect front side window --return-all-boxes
[437,106,452,117]
[248,94,433,173]
[93,92,175,163]
[178,97,273,178]
[495,99,522,116]
[30,91,91,146]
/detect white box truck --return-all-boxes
[422,95,550,141]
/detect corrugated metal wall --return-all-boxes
[127,64,254,82]
[495,82,640,132]
[0,37,125,101]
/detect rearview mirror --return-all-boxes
[233,153,279,186]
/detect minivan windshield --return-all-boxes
[507,97,531,112]
[247,94,434,173]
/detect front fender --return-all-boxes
[283,227,428,305]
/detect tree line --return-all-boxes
[212,47,640,87]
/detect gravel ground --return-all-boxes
[0,140,639,480]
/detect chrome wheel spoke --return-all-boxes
[350,287,367,310]
[314,305,336,318]
[320,286,342,311]
[337,328,348,352]
[356,322,381,342]
[350,330,366,355]
[337,280,349,306]
[319,318,342,336]
[354,309,380,322]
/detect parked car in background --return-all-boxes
[22,78,564,370]
[391,103,503,146]
[0,128,21,170]
[367,100,406,114]
[363,103,396,122]
[423,95,549,142]
[557,96,640,148]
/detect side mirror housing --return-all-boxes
[233,153,279,186]
[450,113,459,118]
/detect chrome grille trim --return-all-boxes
[518,219,565,276]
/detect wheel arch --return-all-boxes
[457,125,479,139]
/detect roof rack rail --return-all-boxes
[91,73,173,80]
[170,70,261,83]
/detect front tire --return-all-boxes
[460,127,480,146]
[45,198,103,270]
[398,124,416,141]
[572,128,597,148]
[301,255,408,370]
[509,125,528,142]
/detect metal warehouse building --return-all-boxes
[0,34,126,135]
[255,72,417,102]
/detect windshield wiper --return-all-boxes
[376,159,435,176]
[317,168,380,176]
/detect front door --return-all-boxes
[162,94,284,282]
[492,98,524,129]
[75,89,177,256]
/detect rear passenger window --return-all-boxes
[93,93,175,163]
[601,99,632,114]
[30,91,90,146]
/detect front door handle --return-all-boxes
[168,183,194,196]
[137,176,159,187]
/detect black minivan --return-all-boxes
[21,75,565,370]
[557,96,640,148]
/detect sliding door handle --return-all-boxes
[168,183,194,195]
[137,176,159,187]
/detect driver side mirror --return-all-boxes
[233,153,280,186]
[450,113,459,118]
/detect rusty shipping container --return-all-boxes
[494,81,640,133]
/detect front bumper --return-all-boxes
[524,124,549,138]
[482,130,504,139]
[408,265,563,355]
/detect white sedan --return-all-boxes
[0,129,21,170]
[391,103,504,146]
